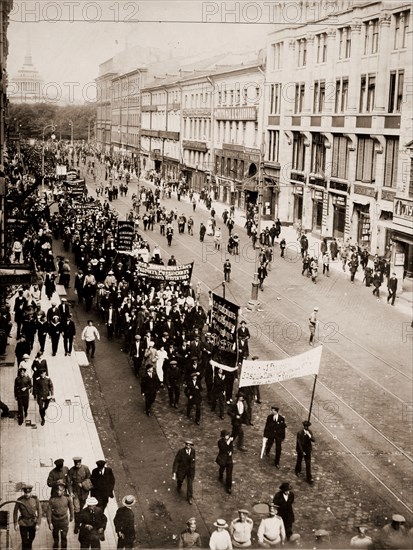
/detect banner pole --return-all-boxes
[307,374,318,423]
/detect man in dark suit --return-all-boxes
[46,302,60,323]
[387,272,398,305]
[104,304,118,339]
[172,440,196,504]
[62,314,76,356]
[130,335,145,377]
[211,368,226,419]
[185,371,202,425]
[229,394,249,451]
[58,298,71,322]
[216,430,234,494]
[140,365,160,416]
[237,321,250,359]
[77,496,107,549]
[188,335,203,363]
[295,420,315,483]
[263,405,287,469]
[90,460,116,512]
[273,482,295,540]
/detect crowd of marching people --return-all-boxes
[1,142,409,550]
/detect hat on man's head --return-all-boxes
[122,495,136,507]
[220,430,230,438]
[271,405,279,411]
[184,440,194,446]
[22,354,30,359]
[213,519,228,528]
[96,460,106,468]
[186,517,196,525]
[279,482,292,492]
[18,366,27,372]
[302,420,311,427]
[315,529,330,538]
[54,459,64,468]
[170,360,177,365]
[238,509,250,515]
[21,484,33,491]
[61,298,67,302]
[392,514,405,523]
[190,371,200,377]
[313,306,319,311]
[85,497,98,507]
[72,456,82,462]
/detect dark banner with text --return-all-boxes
[135,261,194,283]
[117,221,135,251]
[210,293,239,367]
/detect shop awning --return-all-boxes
[242,179,258,192]
[352,197,371,206]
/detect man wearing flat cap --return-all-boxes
[13,484,42,550]
[14,366,32,425]
[229,509,253,548]
[164,359,182,408]
[178,517,202,548]
[68,457,92,534]
[48,459,71,497]
[263,405,287,469]
[172,441,196,505]
[295,421,315,484]
[47,482,74,549]
[273,483,295,540]
[379,514,409,549]
[257,504,286,548]
[91,460,116,512]
[77,496,107,549]
[114,495,136,549]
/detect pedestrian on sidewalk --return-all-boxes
[224,259,232,282]
[216,430,234,494]
[13,484,42,550]
[210,519,232,550]
[48,315,62,356]
[178,517,202,548]
[172,440,196,505]
[310,258,318,284]
[69,457,92,534]
[229,509,254,547]
[114,495,136,550]
[47,482,74,550]
[322,253,330,276]
[295,420,315,484]
[308,307,318,346]
[47,459,71,497]
[81,320,100,359]
[372,271,382,298]
[280,238,286,258]
[14,366,32,425]
[387,273,398,306]
[199,223,206,242]
[62,313,76,356]
[77,496,107,549]
[349,257,359,283]
[258,262,268,291]
[214,227,222,250]
[141,364,160,416]
[33,368,54,426]
[187,216,194,235]
[90,460,116,512]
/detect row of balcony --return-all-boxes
[268,113,400,130]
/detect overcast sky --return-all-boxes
[8,1,277,103]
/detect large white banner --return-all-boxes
[238,346,322,388]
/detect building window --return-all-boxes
[313,80,325,113]
[364,19,379,54]
[311,133,326,174]
[316,33,327,63]
[388,70,404,113]
[359,74,375,112]
[394,11,410,49]
[339,27,352,59]
[409,159,413,197]
[297,38,307,67]
[269,83,281,114]
[332,136,348,179]
[335,77,349,113]
[267,130,279,163]
[356,137,376,183]
[272,41,283,69]
[384,137,399,188]
[294,83,305,114]
[292,133,305,171]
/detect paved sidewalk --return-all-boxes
[0,290,118,549]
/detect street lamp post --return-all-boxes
[42,124,56,193]
[68,119,74,146]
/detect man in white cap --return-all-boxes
[257,504,286,547]
[209,519,232,550]
[379,514,409,549]
[350,525,373,548]
[308,307,319,346]
[77,496,107,549]
[114,495,136,549]
[229,509,253,548]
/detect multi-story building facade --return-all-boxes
[265,0,412,282]
[95,58,119,153]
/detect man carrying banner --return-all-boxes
[295,421,315,484]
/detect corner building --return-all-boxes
[264,0,412,284]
